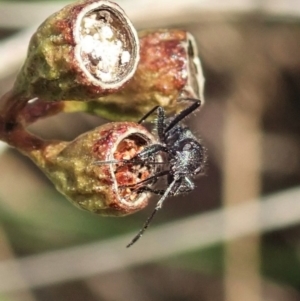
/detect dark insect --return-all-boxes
[98,98,206,247]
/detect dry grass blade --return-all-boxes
[0,187,298,293]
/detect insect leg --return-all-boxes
[165,98,201,133]
[126,209,158,248]
[155,178,181,209]
[132,143,167,161]
[138,106,166,141]
[135,186,165,195]
[126,178,179,248]
[175,176,195,194]
[94,159,155,165]
[119,169,169,189]
[94,144,167,166]
[138,106,160,124]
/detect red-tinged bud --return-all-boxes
[40,122,160,216]
[13,0,140,101]
[94,29,205,121]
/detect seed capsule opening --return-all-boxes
[112,133,154,203]
[75,1,139,88]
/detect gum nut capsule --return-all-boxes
[13,0,140,101]
[99,29,205,120]
[43,122,160,216]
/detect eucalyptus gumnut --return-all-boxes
[13,0,140,101]
[99,29,205,120]
[42,122,159,216]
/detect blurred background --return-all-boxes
[0,0,300,300]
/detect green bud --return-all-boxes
[38,122,159,216]
[64,29,205,121]
[13,0,140,101]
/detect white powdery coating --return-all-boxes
[121,51,130,64]
[81,35,94,54]
[100,25,113,39]
[80,14,131,82]
[83,14,97,29]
